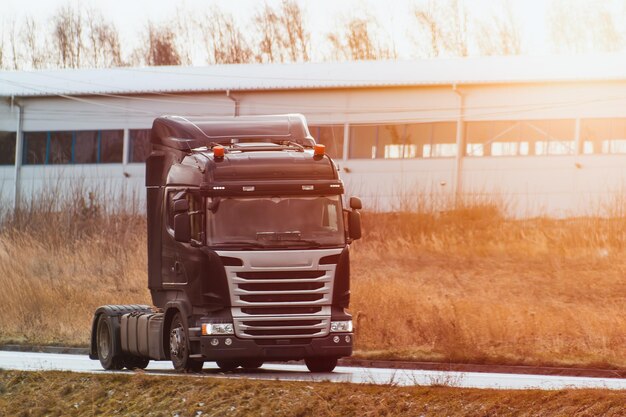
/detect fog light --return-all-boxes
[345,335,351,343]
[224,338,232,346]
[210,338,219,346]
[333,336,340,343]
[330,320,353,333]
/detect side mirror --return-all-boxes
[348,210,361,240]
[174,212,191,242]
[349,196,362,210]
[172,198,189,213]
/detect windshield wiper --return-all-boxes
[269,239,322,247]
[211,241,268,248]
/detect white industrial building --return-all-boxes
[3,54,626,217]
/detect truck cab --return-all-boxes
[90,114,361,373]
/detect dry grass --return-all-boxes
[1,370,624,417]
[0,191,625,369]
[352,210,626,368]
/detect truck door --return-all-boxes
[162,189,195,285]
[162,189,206,290]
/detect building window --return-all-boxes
[100,130,123,163]
[309,125,344,159]
[465,120,574,156]
[23,129,123,165]
[0,132,16,165]
[582,118,626,154]
[24,132,47,164]
[384,144,417,158]
[348,122,456,159]
[409,122,456,158]
[535,140,575,156]
[491,142,529,156]
[129,129,151,162]
[49,131,72,164]
[423,143,457,158]
[74,131,98,163]
[349,125,377,159]
[466,143,484,156]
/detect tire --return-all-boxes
[123,356,150,370]
[240,359,264,369]
[96,315,123,370]
[169,312,204,372]
[216,360,239,372]
[305,357,338,373]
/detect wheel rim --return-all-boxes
[170,325,186,361]
[97,320,111,360]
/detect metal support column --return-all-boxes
[12,98,23,211]
[342,123,350,161]
[452,84,465,205]
[574,118,582,156]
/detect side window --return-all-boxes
[167,190,203,241]
[188,194,203,241]
[324,203,339,231]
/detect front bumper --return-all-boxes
[199,333,353,361]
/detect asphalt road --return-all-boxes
[1,351,625,390]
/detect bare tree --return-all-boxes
[172,8,193,66]
[252,0,310,63]
[328,16,396,61]
[199,9,253,64]
[8,20,20,70]
[145,23,182,66]
[548,0,622,53]
[86,10,124,67]
[254,4,285,63]
[279,0,310,62]
[413,1,442,57]
[20,16,52,69]
[52,4,85,68]
[412,0,469,57]
[475,1,523,55]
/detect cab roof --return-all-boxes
[151,114,316,151]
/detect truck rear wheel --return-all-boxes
[169,312,204,372]
[96,315,123,370]
[305,357,338,373]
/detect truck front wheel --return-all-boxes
[96,315,123,370]
[169,312,204,372]
[305,357,338,373]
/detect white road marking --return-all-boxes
[1,351,625,390]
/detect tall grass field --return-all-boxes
[0,191,624,369]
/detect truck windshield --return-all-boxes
[206,195,345,248]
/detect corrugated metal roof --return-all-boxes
[2,55,626,98]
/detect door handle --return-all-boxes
[173,261,182,274]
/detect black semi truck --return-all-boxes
[89,114,362,373]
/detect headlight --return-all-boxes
[330,320,353,333]
[202,323,234,335]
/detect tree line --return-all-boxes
[1,0,624,70]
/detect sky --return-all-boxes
[0,0,584,63]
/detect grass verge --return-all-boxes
[1,370,625,417]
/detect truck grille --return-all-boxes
[235,316,331,339]
[230,266,333,308]
[219,248,342,339]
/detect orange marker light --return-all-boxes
[314,144,325,156]
[213,145,225,158]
